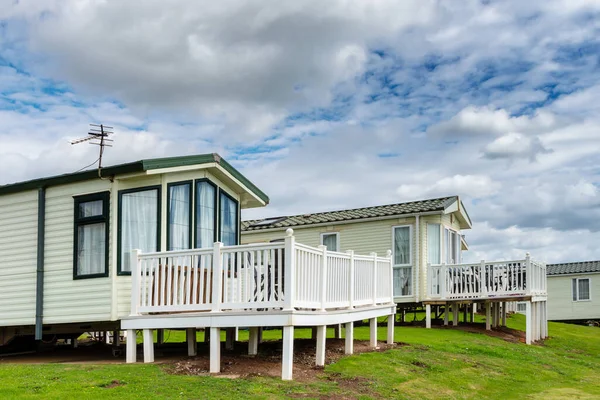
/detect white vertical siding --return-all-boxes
[547,274,599,320]
[0,190,38,326]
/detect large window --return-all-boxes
[427,223,441,265]
[195,180,217,248]
[118,187,160,273]
[445,228,461,264]
[168,182,192,251]
[393,226,412,296]
[321,232,339,252]
[219,191,238,246]
[572,278,591,301]
[73,192,109,279]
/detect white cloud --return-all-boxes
[482,132,552,161]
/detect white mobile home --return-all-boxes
[546,261,600,322]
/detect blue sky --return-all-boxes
[1,0,599,263]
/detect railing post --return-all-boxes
[346,250,354,309]
[283,229,296,311]
[130,249,141,316]
[441,263,447,299]
[319,245,328,311]
[371,252,378,306]
[480,260,486,297]
[387,250,393,304]
[525,253,531,296]
[211,242,223,312]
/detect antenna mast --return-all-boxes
[71,123,114,178]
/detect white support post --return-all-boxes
[316,325,326,366]
[470,304,475,323]
[210,327,221,373]
[347,250,355,309]
[345,322,354,354]
[525,301,532,344]
[211,242,223,312]
[226,328,235,350]
[444,302,449,326]
[126,329,136,363]
[425,304,432,329]
[369,318,377,348]
[334,324,342,339]
[248,327,259,355]
[532,302,538,341]
[319,245,328,311]
[235,327,239,341]
[452,303,459,326]
[501,302,507,327]
[492,303,497,328]
[282,326,294,380]
[130,249,141,316]
[142,329,154,363]
[544,301,549,339]
[485,302,491,331]
[371,252,378,306]
[284,229,296,311]
[187,328,197,356]
[387,315,394,344]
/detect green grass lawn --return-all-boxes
[1,314,599,399]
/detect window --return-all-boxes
[427,223,441,264]
[321,232,339,252]
[393,226,412,296]
[167,182,192,251]
[219,191,238,246]
[517,302,527,312]
[195,180,217,249]
[445,228,461,264]
[118,187,160,274]
[73,192,109,279]
[572,278,591,301]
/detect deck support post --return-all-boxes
[226,328,235,350]
[334,324,342,339]
[425,304,432,329]
[210,327,221,373]
[142,329,154,363]
[316,325,326,366]
[542,301,548,339]
[470,304,475,323]
[258,327,263,344]
[387,315,394,344]
[369,318,377,348]
[485,302,491,331]
[186,328,197,357]
[525,301,532,344]
[126,329,136,363]
[501,302,507,327]
[157,329,165,345]
[444,302,449,326]
[345,322,354,354]
[248,327,259,355]
[282,326,294,380]
[452,304,459,326]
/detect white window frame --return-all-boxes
[320,232,340,252]
[572,277,591,302]
[392,225,413,297]
[443,227,462,265]
[427,222,442,265]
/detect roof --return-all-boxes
[242,196,465,231]
[547,261,600,276]
[0,153,269,204]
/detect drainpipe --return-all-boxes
[415,214,420,303]
[35,187,46,340]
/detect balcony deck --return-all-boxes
[121,229,396,380]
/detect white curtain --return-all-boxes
[578,279,590,300]
[121,189,158,271]
[196,182,215,248]
[322,234,338,251]
[220,193,238,246]
[169,184,190,251]
[393,267,411,296]
[394,227,410,265]
[79,199,103,218]
[427,223,441,264]
[77,222,105,275]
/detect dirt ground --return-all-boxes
[0,323,527,381]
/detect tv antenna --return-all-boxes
[71,123,114,177]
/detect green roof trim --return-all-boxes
[242,196,461,231]
[0,153,269,204]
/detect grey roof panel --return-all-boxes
[547,261,600,276]
[242,196,458,231]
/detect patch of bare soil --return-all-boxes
[99,380,125,389]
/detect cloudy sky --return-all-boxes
[1,0,599,263]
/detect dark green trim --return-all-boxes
[0,153,269,205]
[35,187,46,341]
[117,185,162,275]
[167,181,193,251]
[219,189,239,246]
[194,179,217,248]
[73,191,110,280]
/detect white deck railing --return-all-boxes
[426,253,547,300]
[129,229,393,315]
